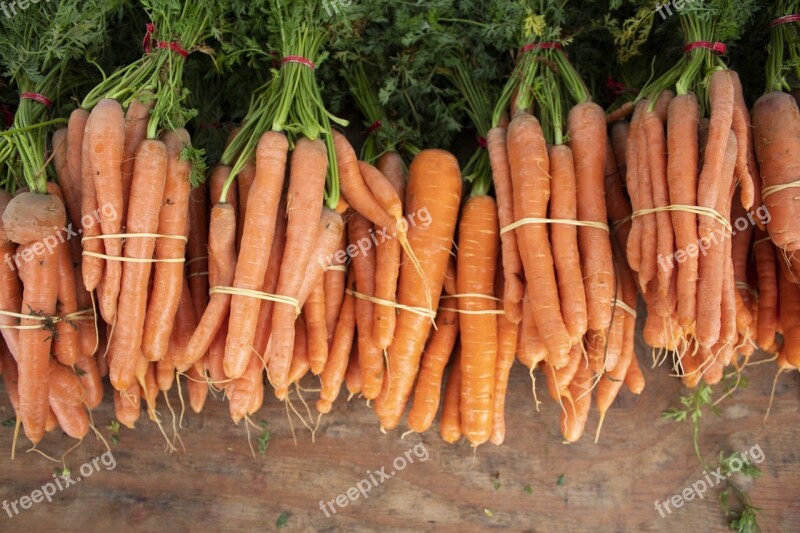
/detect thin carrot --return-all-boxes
[66,109,89,225]
[304,282,328,377]
[439,348,462,444]
[253,196,288,362]
[317,271,356,414]
[186,363,209,414]
[345,345,362,398]
[323,229,348,352]
[559,360,592,443]
[187,184,209,323]
[0,192,21,358]
[80,110,104,292]
[489,264,519,446]
[235,161,256,251]
[754,233,778,351]
[120,95,155,223]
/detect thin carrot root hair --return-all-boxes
[26,446,62,464]
[11,415,20,460]
[396,231,434,323]
[293,382,318,443]
[529,365,542,412]
[764,368,787,423]
[175,374,187,429]
[163,390,185,452]
[87,415,112,455]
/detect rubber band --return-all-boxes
[187,271,209,279]
[367,120,382,134]
[477,137,488,148]
[613,299,637,319]
[186,255,208,267]
[324,265,346,272]
[440,293,501,302]
[735,281,759,301]
[753,236,773,247]
[143,23,188,58]
[210,286,300,314]
[282,55,316,69]
[438,307,505,316]
[81,251,185,264]
[500,217,609,235]
[345,289,435,321]
[630,205,732,233]
[20,92,53,109]
[684,41,727,54]
[770,14,800,27]
[611,216,632,234]
[521,42,563,53]
[761,180,800,199]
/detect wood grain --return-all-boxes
[0,320,798,532]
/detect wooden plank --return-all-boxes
[0,337,798,532]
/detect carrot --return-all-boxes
[373,150,462,430]
[549,144,588,344]
[49,396,89,440]
[323,229,348,351]
[569,102,615,333]
[333,132,393,228]
[229,345,265,423]
[109,139,168,391]
[624,351,645,395]
[17,239,59,444]
[186,363,209,414]
[167,279,197,388]
[207,318,229,388]
[52,128,80,229]
[406,306,459,433]
[604,137,632,255]
[458,195,499,446]
[235,161,256,251]
[348,212,384,400]
[344,345,362,398]
[75,351,103,410]
[187,184,209,322]
[74,265,97,358]
[287,316,310,386]
[304,282,328,377]
[633,105,658,292]
[753,91,800,250]
[295,210,345,318]
[1,343,20,410]
[439,348,462,444]
[611,121,629,181]
[143,362,159,413]
[754,234,778,350]
[653,90,675,123]
[698,71,735,228]
[372,152,406,348]
[267,138,328,391]
[317,271,357,414]
[779,263,800,367]
[625,104,644,275]
[87,99,125,324]
[696,131,738,348]
[80,110,104,292]
[507,113,570,363]
[0,192,21,358]
[121,96,155,224]
[141,129,192,362]
[643,108,674,300]
[52,220,81,367]
[66,109,89,225]
[559,360,592,443]
[729,72,754,211]
[666,94,700,331]
[224,132,288,380]
[519,292,548,368]
[489,265,519,445]
[177,171,237,371]
[114,383,141,429]
[2,189,66,245]
[606,101,635,124]
[487,126,524,324]
[252,196,288,362]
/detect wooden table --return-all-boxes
[0,328,798,532]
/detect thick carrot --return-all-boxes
[611,121,629,181]
[549,144,588,344]
[625,104,644,275]
[519,292,548,368]
[16,238,59,443]
[187,184,209,322]
[507,113,570,362]
[267,138,328,391]
[109,139,168,391]
[624,351,645,394]
[229,345,265,423]
[439,348,462,444]
[458,195,499,445]
[120,96,155,223]
[114,383,141,429]
[406,306,459,433]
[52,222,80,367]
[754,234,778,350]
[317,271,356,414]
[487,126,524,323]
[653,90,675,123]
[304,282,328,377]
[345,345,362,398]
[569,102,615,333]
[75,351,103,410]
[334,132,393,228]
[373,150,462,430]
[141,129,191,362]
[88,99,125,324]
[634,106,658,293]
[224,132,288,379]
[348,212,384,400]
[666,94,700,331]
[698,71,735,226]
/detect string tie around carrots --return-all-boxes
[143,23,188,58]
[500,217,610,235]
[630,205,733,234]
[345,289,436,321]
[438,293,505,316]
[521,42,563,53]
[683,41,727,54]
[209,286,300,315]
[81,233,188,263]
[20,92,53,109]
[367,120,382,134]
[612,299,637,319]
[735,281,759,302]
[0,308,94,330]
[323,265,346,272]
[761,180,800,200]
[282,55,316,69]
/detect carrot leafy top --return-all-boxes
[765,0,800,93]
[0,0,118,194]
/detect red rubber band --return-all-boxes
[521,42,563,53]
[770,14,800,28]
[282,55,316,69]
[20,92,53,109]
[605,76,628,96]
[143,23,188,58]
[684,41,727,54]
[367,120,382,134]
[477,136,488,148]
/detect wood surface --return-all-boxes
[0,316,798,532]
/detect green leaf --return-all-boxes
[523,485,533,494]
[2,417,15,428]
[557,474,565,486]
[276,511,290,528]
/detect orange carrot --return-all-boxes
[559,361,592,442]
[373,150,462,430]
[317,271,357,414]
[345,345,362,398]
[80,110,104,292]
[120,95,155,223]
[187,184,209,322]
[304,282,328,377]
[489,264,519,445]
[323,229,348,351]
[439,348,462,444]
[754,233,778,350]
[235,160,256,251]
[114,383,141,429]
[0,192,21,358]
[66,109,89,225]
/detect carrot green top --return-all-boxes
[765,1,800,94]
